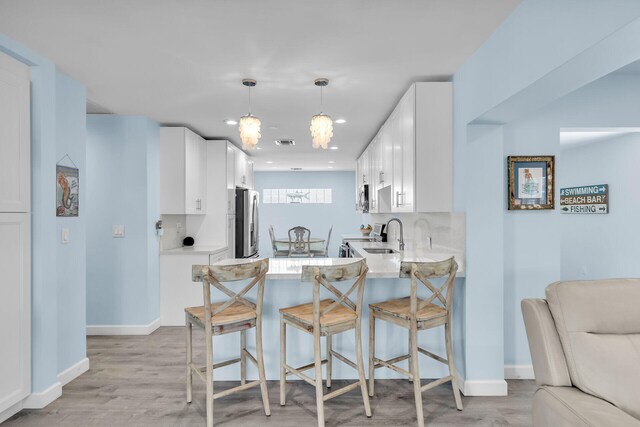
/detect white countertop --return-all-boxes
[161,245,228,255]
[347,241,465,278]
[207,241,464,279]
[341,234,375,241]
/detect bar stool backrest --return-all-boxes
[399,257,458,318]
[192,259,269,329]
[301,260,369,327]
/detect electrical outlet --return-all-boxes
[113,225,125,238]
[176,222,183,233]
[61,228,70,244]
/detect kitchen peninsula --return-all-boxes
[178,244,465,384]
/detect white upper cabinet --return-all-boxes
[0,51,30,213]
[356,82,452,213]
[160,127,208,215]
[392,87,415,212]
[227,143,253,189]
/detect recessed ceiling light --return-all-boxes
[224,119,238,125]
[328,166,334,169]
[268,125,279,130]
[256,147,262,150]
[328,161,335,164]
[330,146,339,150]
[266,161,273,164]
[335,119,346,124]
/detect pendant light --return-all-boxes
[310,78,333,149]
[238,79,261,150]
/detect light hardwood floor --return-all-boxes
[6,327,535,426]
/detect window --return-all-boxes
[262,189,332,204]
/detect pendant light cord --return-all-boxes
[320,85,323,113]
[248,85,252,115]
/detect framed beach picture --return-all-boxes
[56,164,79,217]
[507,156,554,210]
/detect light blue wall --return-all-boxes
[503,74,640,366]
[0,34,87,393]
[453,1,640,382]
[254,171,362,257]
[55,72,87,373]
[86,115,160,326]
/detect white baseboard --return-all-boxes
[504,364,535,380]
[461,379,508,396]
[22,382,62,409]
[58,357,90,386]
[0,400,24,424]
[86,318,160,336]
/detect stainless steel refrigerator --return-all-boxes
[235,188,259,258]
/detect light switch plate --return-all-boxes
[61,228,70,244]
[113,225,125,238]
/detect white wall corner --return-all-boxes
[22,382,62,409]
[57,357,90,386]
[504,364,535,380]
[86,318,160,336]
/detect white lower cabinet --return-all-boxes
[0,213,30,414]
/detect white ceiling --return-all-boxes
[0,0,519,171]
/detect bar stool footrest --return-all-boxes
[417,347,448,365]
[213,380,261,400]
[372,356,413,379]
[323,381,360,401]
[420,375,453,392]
[330,350,357,370]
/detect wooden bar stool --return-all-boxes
[368,258,462,427]
[279,259,371,426]
[187,259,270,427]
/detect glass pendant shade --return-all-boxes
[310,113,333,149]
[239,114,261,150]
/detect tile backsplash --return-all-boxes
[160,214,187,250]
[361,212,465,253]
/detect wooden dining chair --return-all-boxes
[187,259,271,427]
[368,257,462,427]
[269,225,288,257]
[288,226,312,257]
[311,225,332,257]
[279,259,371,426]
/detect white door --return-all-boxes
[0,52,30,212]
[0,213,30,413]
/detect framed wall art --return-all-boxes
[507,155,554,210]
[56,160,79,217]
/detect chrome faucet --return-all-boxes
[386,218,405,251]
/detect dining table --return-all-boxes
[274,237,325,245]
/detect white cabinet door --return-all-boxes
[184,130,203,214]
[0,52,30,213]
[0,213,30,413]
[393,88,415,213]
[234,149,248,188]
[246,159,254,190]
[197,136,207,213]
[391,107,403,211]
[160,127,206,215]
[379,125,393,189]
[226,144,236,214]
[369,138,380,213]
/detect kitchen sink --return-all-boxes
[363,248,398,254]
